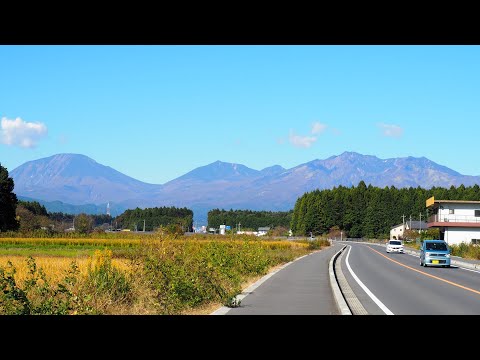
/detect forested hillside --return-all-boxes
[115,206,193,232]
[291,181,480,238]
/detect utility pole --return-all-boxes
[409,215,412,230]
[143,219,145,232]
[402,214,406,226]
[419,213,422,234]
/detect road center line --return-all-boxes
[367,246,480,296]
[345,246,394,315]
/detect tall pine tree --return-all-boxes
[0,163,19,231]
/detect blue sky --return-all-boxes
[1,45,480,184]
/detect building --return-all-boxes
[426,197,480,245]
[390,220,428,240]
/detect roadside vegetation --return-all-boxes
[449,243,480,260]
[0,234,330,315]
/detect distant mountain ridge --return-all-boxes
[10,152,480,224]
[17,196,117,216]
[11,153,161,205]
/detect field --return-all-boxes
[0,234,330,315]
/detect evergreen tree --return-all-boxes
[0,163,19,231]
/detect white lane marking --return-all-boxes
[345,245,394,315]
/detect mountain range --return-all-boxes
[10,152,480,224]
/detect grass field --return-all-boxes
[0,234,330,315]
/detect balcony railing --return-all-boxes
[428,215,480,223]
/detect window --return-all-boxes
[425,242,448,251]
[472,239,480,245]
[449,209,455,214]
[475,210,480,217]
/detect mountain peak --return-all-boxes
[21,153,96,165]
[260,165,286,177]
[173,160,260,182]
[10,152,478,225]
[337,151,375,159]
[10,153,159,205]
[340,151,361,156]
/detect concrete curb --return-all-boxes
[452,259,480,270]
[329,245,352,315]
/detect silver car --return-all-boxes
[386,240,404,253]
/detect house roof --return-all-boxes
[390,221,428,230]
[429,199,480,207]
[406,221,428,230]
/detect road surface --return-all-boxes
[224,242,344,315]
[213,241,480,315]
[337,241,480,315]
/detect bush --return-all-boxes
[307,238,331,250]
[81,249,134,314]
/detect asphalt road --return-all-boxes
[339,241,480,315]
[213,240,480,315]
[225,242,344,315]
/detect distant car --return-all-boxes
[420,239,451,268]
[386,240,404,253]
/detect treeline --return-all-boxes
[15,201,192,234]
[15,200,113,232]
[48,212,112,227]
[291,181,480,238]
[115,206,193,232]
[208,209,293,230]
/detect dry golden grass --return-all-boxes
[0,237,323,315]
[0,237,142,247]
[0,255,131,285]
[0,237,310,249]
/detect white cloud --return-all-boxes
[378,122,403,138]
[289,131,317,148]
[0,117,48,148]
[285,121,327,148]
[311,122,327,135]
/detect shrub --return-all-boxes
[81,249,134,314]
